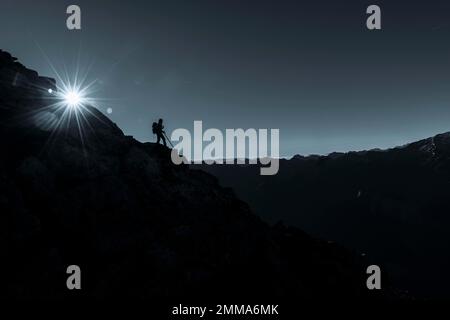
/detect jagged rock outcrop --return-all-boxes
[0,49,389,299]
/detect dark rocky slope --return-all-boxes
[0,49,388,300]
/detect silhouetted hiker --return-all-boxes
[152,118,167,147]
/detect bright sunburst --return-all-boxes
[55,77,95,111]
[64,90,82,107]
[30,44,117,155]
[29,49,113,153]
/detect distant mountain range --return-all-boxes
[200,132,450,298]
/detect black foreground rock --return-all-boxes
[0,49,394,300]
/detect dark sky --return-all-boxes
[2,0,450,157]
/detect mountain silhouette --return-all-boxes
[201,132,450,298]
[0,49,396,300]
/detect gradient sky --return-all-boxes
[1,0,450,157]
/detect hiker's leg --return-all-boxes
[156,135,161,144]
[162,135,167,147]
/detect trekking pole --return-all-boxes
[163,132,174,148]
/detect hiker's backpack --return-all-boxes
[152,122,157,134]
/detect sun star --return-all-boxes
[64,90,82,107]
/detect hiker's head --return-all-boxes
[158,118,163,124]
